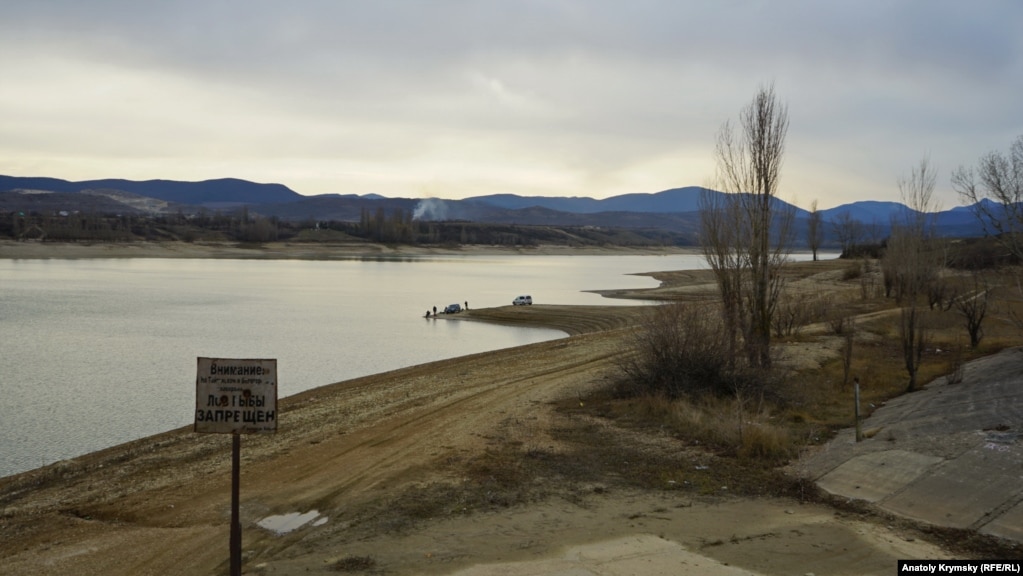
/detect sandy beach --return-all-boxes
[0,241,1004,575]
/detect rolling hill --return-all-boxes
[0,175,994,241]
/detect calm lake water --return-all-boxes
[0,253,716,478]
[1,252,834,478]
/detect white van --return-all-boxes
[512,295,532,306]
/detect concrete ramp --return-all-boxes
[881,445,1023,529]
[816,450,942,503]
[799,346,1023,543]
[982,498,1023,541]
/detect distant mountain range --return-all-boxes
[0,175,994,242]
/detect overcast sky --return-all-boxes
[1,1,1020,209]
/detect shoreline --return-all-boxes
[0,244,691,480]
[0,239,701,260]
[0,307,955,576]
[0,252,840,482]
[0,253,989,575]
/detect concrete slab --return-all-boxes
[982,497,1023,541]
[448,535,765,576]
[881,445,1023,529]
[801,347,1023,542]
[816,450,943,503]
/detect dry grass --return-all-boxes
[773,267,1023,443]
[330,555,377,572]
[586,261,1023,481]
[607,394,794,463]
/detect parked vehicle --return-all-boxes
[443,303,462,314]
[512,295,532,306]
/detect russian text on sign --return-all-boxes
[194,357,278,434]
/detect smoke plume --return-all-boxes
[412,198,449,221]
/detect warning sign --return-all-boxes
[194,357,277,434]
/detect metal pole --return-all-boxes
[231,433,241,576]
[854,378,862,443]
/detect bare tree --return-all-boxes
[953,272,989,348]
[864,219,886,247]
[807,199,823,261]
[700,190,744,367]
[885,157,939,391]
[898,304,926,392]
[951,134,1023,260]
[831,211,865,257]
[701,84,793,370]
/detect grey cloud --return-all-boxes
[1,0,1020,204]
[6,1,1019,101]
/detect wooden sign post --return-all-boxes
[195,357,278,576]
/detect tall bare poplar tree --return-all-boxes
[700,190,744,367]
[700,84,792,370]
[807,199,823,261]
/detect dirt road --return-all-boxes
[0,322,621,575]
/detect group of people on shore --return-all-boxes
[425,301,469,318]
